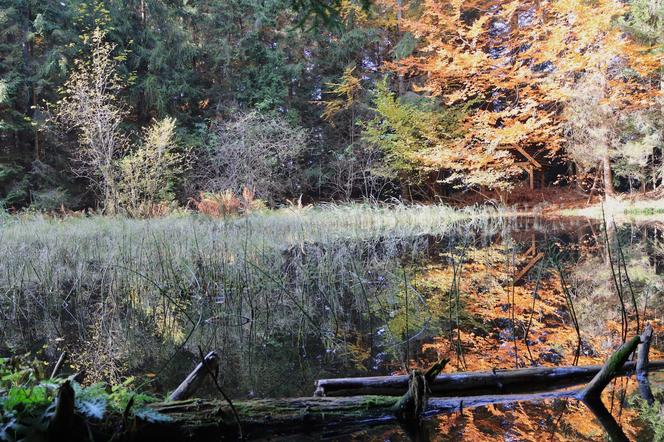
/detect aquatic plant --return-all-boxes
[0,203,499,395]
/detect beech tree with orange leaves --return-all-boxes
[390,0,661,196]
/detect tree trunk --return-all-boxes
[637,324,655,405]
[603,152,615,198]
[396,0,405,96]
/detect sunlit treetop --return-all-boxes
[394,0,662,178]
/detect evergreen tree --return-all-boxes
[0,0,79,207]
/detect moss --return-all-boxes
[360,396,399,409]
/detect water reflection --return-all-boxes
[1,215,663,440]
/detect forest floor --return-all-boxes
[446,184,600,212]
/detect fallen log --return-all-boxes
[50,351,68,379]
[38,346,661,441]
[111,354,657,440]
[576,336,641,442]
[637,324,655,405]
[314,359,664,397]
[168,351,219,401]
[104,390,579,441]
[43,356,575,441]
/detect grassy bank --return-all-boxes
[559,197,664,222]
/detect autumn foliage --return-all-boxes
[390,0,662,192]
[191,186,266,217]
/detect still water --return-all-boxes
[1,214,663,440]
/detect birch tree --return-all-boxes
[52,28,127,213]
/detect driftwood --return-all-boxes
[637,324,655,405]
[50,351,68,379]
[314,359,664,397]
[168,351,219,401]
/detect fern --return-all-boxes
[2,386,50,412]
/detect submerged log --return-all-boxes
[314,359,664,397]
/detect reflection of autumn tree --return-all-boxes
[413,244,603,371]
[570,228,663,340]
[424,395,643,442]
[406,233,660,442]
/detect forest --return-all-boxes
[2,1,664,442]
[1,0,664,212]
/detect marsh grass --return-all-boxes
[560,196,664,221]
[0,203,500,395]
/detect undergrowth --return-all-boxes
[0,354,165,442]
[632,392,664,442]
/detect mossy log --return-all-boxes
[51,353,663,441]
[122,342,657,441]
[127,396,402,440]
[115,360,448,440]
[99,390,579,441]
[63,357,574,441]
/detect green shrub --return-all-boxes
[0,354,165,442]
